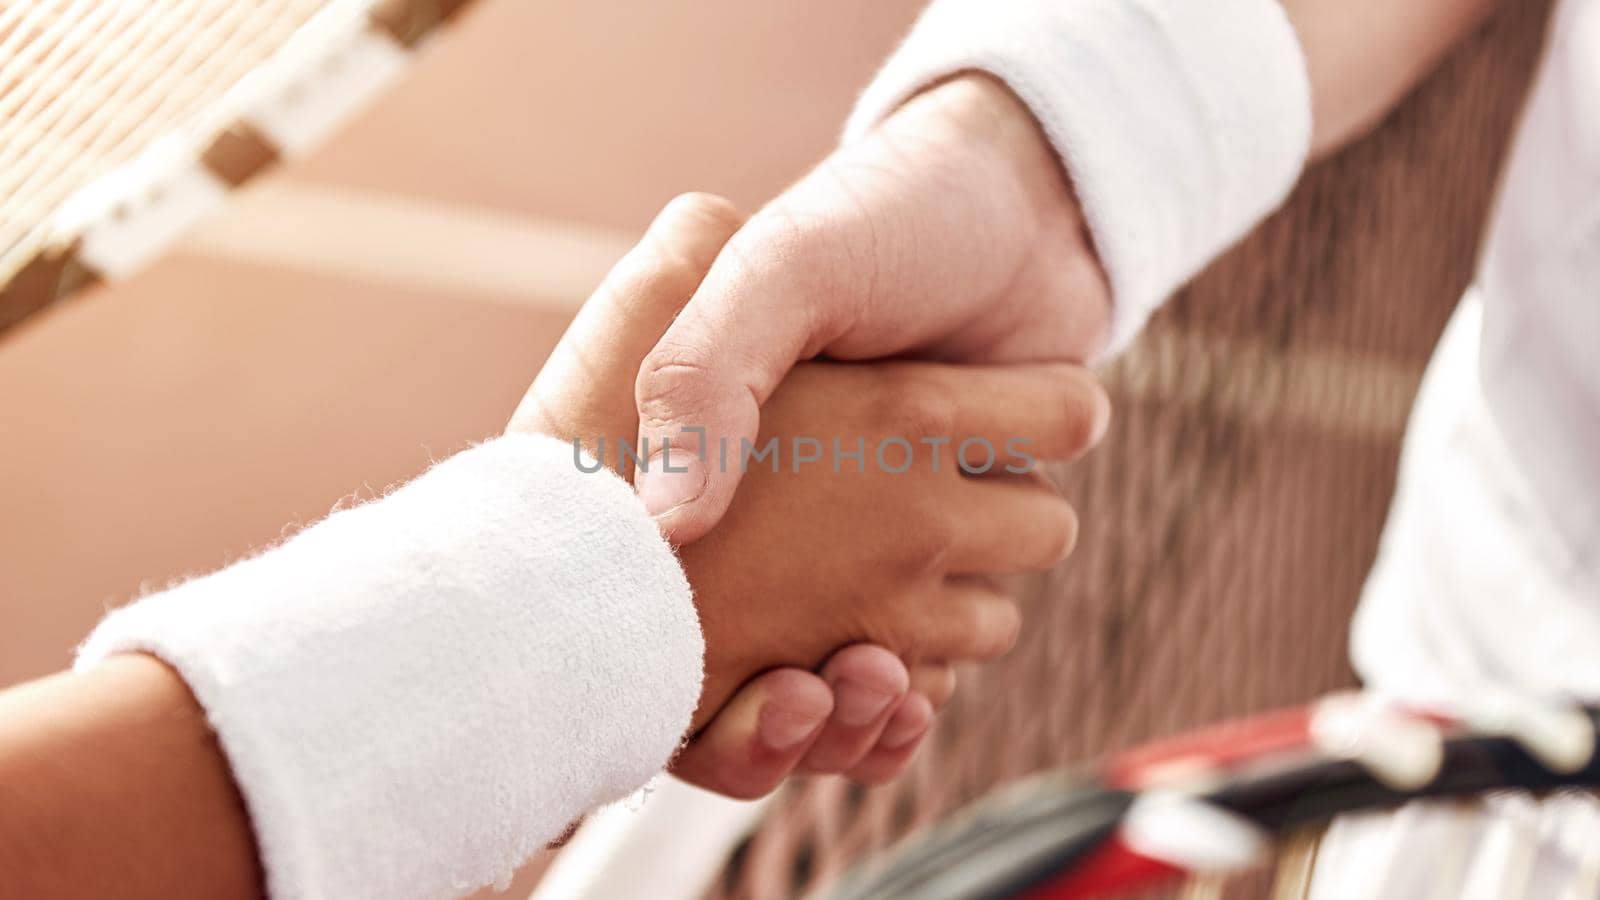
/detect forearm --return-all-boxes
[1285,0,1499,157]
[0,656,261,899]
[26,435,700,900]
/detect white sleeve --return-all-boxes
[844,0,1313,358]
[76,433,702,900]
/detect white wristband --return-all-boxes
[77,434,702,900]
[845,0,1312,357]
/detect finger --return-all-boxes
[574,191,745,359]
[634,209,866,542]
[670,668,832,800]
[912,585,1023,662]
[943,474,1079,574]
[890,362,1110,470]
[909,664,958,711]
[510,193,743,463]
[844,693,935,785]
[795,645,910,775]
[836,667,952,786]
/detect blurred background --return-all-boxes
[0,0,928,687]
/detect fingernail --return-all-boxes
[833,680,898,727]
[880,697,934,749]
[759,704,826,751]
[638,451,707,518]
[880,715,930,750]
[1088,391,1112,446]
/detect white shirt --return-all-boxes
[1321,8,1600,887]
[855,0,1599,707]
[1354,0,1600,706]
[856,4,1600,889]
[857,0,1600,883]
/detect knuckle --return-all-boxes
[974,601,1023,660]
[895,618,937,664]
[736,203,816,258]
[904,513,957,576]
[739,200,872,346]
[879,374,955,441]
[636,344,719,427]
[873,595,936,662]
[665,191,743,233]
[635,239,709,292]
[706,211,841,329]
[914,666,958,708]
[645,194,744,275]
[608,247,700,318]
[628,194,742,297]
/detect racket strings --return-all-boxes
[1193,800,1600,900]
[1,1,303,197]
[0,0,348,283]
[1,0,240,211]
[1289,794,1600,900]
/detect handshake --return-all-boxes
[0,74,1125,900]
[510,175,1109,797]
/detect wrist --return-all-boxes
[905,74,1061,196]
[880,73,1113,359]
[844,0,1311,358]
[76,436,702,899]
[0,656,262,898]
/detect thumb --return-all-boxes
[634,217,854,542]
[508,192,743,458]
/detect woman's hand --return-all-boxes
[682,357,1103,725]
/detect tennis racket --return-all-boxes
[0,0,478,337]
[825,691,1600,899]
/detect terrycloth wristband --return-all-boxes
[77,434,702,900]
[844,0,1313,357]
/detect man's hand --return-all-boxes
[634,74,1112,542]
